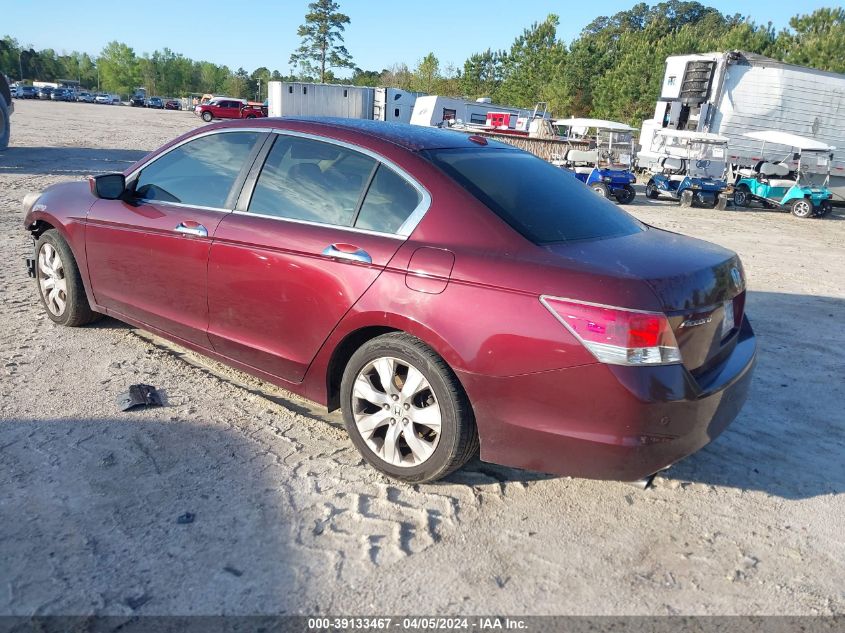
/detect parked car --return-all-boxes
[51,88,70,101]
[77,91,94,103]
[110,95,122,105]
[129,94,145,107]
[94,93,111,104]
[194,97,263,122]
[15,85,39,99]
[146,97,164,109]
[38,87,54,100]
[164,99,181,111]
[22,119,756,484]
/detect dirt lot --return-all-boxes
[1,99,843,617]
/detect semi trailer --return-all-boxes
[636,51,845,202]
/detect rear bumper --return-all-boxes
[460,316,756,481]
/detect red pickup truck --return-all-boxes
[195,97,265,122]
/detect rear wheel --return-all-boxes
[818,200,833,217]
[645,181,660,199]
[733,185,750,207]
[340,333,478,483]
[679,190,693,208]
[201,111,213,122]
[35,230,100,327]
[591,182,609,198]
[614,185,636,205]
[790,198,813,218]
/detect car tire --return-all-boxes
[614,185,636,205]
[201,111,213,122]
[818,200,833,217]
[789,197,813,218]
[645,181,660,199]
[0,95,10,150]
[679,189,694,208]
[733,185,750,207]
[340,332,478,483]
[35,230,100,327]
[591,182,609,198]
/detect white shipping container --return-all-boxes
[267,82,374,119]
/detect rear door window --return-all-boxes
[424,148,644,243]
[248,135,376,227]
[134,131,261,208]
[354,165,421,234]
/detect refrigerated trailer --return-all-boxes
[636,51,845,202]
[266,82,422,123]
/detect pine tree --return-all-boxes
[289,0,354,83]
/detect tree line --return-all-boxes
[1,1,843,124]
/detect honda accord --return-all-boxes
[23,118,756,483]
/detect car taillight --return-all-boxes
[540,296,682,366]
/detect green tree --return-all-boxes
[461,49,504,99]
[411,53,440,94]
[781,7,845,73]
[289,0,354,82]
[98,41,138,95]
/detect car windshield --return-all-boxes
[423,148,644,244]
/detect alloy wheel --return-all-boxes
[351,356,441,467]
[792,199,812,218]
[38,243,67,316]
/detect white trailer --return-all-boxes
[409,95,539,130]
[266,82,422,123]
[637,51,845,201]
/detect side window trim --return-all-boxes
[350,163,379,228]
[236,129,432,238]
[125,128,270,212]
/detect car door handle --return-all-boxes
[174,222,208,237]
[322,243,372,264]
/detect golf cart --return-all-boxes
[644,130,730,209]
[555,118,637,204]
[733,130,834,218]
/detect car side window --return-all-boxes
[134,131,260,208]
[248,135,376,227]
[355,165,421,234]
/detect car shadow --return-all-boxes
[0,146,148,176]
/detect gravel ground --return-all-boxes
[1,100,843,616]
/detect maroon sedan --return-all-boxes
[22,118,756,483]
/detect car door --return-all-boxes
[206,132,427,382]
[85,129,267,347]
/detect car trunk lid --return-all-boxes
[543,227,746,373]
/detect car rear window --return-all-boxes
[423,148,644,244]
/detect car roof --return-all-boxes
[215,117,517,152]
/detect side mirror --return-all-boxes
[89,173,126,200]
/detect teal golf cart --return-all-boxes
[733,130,834,218]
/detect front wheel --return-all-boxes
[790,198,813,218]
[591,182,609,198]
[679,190,693,208]
[35,230,100,326]
[340,333,478,483]
[645,181,660,199]
[614,185,636,205]
[201,111,213,122]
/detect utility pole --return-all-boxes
[257,78,262,102]
[18,50,23,82]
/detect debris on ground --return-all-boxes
[116,384,163,412]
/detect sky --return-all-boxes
[2,0,836,75]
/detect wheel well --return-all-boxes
[325,326,399,411]
[28,220,55,238]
